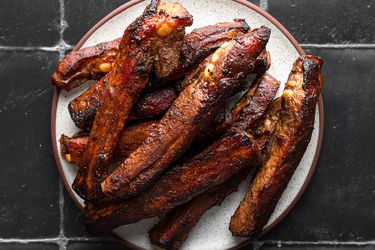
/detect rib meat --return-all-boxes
[72,0,193,202]
[86,127,260,234]
[51,38,120,91]
[84,63,280,235]
[60,120,159,165]
[68,51,269,130]
[229,55,323,238]
[148,82,281,250]
[86,98,281,235]
[101,27,271,199]
[52,20,249,91]
[165,20,251,80]
[129,86,179,121]
[69,82,178,130]
[148,170,250,250]
[67,20,253,130]
[60,73,279,166]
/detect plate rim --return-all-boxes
[50,0,324,249]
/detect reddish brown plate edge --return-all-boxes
[50,0,324,249]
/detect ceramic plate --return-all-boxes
[51,0,324,249]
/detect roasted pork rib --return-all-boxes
[100,27,271,200]
[52,21,250,91]
[148,78,281,250]
[84,47,280,235]
[229,55,323,238]
[72,0,193,202]
[66,20,255,130]
[51,38,120,91]
[60,73,278,166]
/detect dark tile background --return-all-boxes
[0,243,59,250]
[63,0,125,45]
[66,241,126,250]
[260,245,375,250]
[0,0,374,249]
[0,51,60,238]
[0,0,60,46]
[268,0,375,44]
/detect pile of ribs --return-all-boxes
[52,0,323,249]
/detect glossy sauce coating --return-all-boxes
[101,27,271,199]
[72,0,193,202]
[67,20,252,130]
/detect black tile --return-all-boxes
[260,244,375,250]
[67,241,129,250]
[0,0,60,46]
[268,0,375,44]
[0,50,60,238]
[262,49,375,241]
[63,191,91,237]
[238,243,255,250]
[63,0,125,45]
[0,243,58,250]
[246,0,261,6]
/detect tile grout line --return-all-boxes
[58,181,67,249]
[301,43,375,49]
[0,238,374,245]
[259,0,268,11]
[57,0,71,59]
[254,240,375,246]
[0,237,114,244]
[58,0,69,249]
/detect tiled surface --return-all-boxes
[0,51,60,238]
[63,0,125,45]
[0,243,58,250]
[66,241,127,250]
[63,192,91,238]
[260,245,375,250]
[268,0,375,44]
[0,0,60,46]
[0,0,374,249]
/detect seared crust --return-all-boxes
[60,120,159,165]
[148,169,250,250]
[72,0,193,202]
[60,134,89,165]
[199,73,280,142]
[229,55,323,238]
[232,73,280,130]
[68,74,109,130]
[101,27,271,199]
[51,38,120,91]
[85,68,279,237]
[52,20,249,91]
[67,21,253,130]
[254,49,271,75]
[166,19,250,79]
[69,82,178,130]
[85,127,260,234]
[130,86,179,120]
[62,73,279,167]
[147,82,281,250]
[254,97,282,155]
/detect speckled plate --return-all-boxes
[51,0,324,249]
